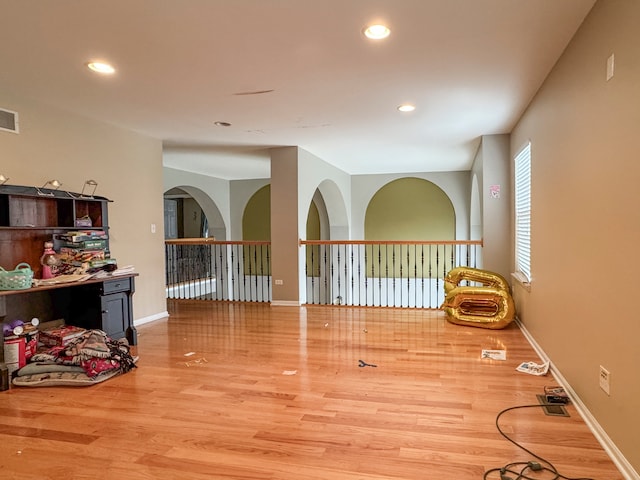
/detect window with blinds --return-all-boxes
[514,142,531,282]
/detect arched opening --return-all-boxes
[238,185,271,299]
[163,186,225,300]
[302,181,348,304]
[365,177,455,241]
[164,187,207,239]
[362,177,456,306]
[304,192,325,303]
[365,177,456,276]
[163,185,225,240]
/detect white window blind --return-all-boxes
[514,142,531,282]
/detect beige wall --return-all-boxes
[475,135,512,280]
[0,92,167,323]
[270,147,300,303]
[511,0,640,474]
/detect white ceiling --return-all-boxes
[0,0,595,179]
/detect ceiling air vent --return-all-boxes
[0,108,19,133]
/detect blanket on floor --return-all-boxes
[12,368,123,387]
[27,329,137,378]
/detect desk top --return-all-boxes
[0,273,138,297]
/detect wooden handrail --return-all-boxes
[165,238,270,246]
[299,239,483,246]
[165,238,483,246]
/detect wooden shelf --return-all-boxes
[0,184,111,279]
[0,226,109,231]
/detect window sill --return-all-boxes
[511,272,531,292]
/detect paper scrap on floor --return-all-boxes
[481,349,506,360]
[185,358,208,367]
[516,360,550,376]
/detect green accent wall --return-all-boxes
[306,200,320,240]
[365,177,455,240]
[365,178,455,277]
[242,185,271,240]
[306,200,321,277]
[242,185,271,274]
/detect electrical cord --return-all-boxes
[494,404,559,478]
[483,404,596,480]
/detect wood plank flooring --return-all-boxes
[0,301,625,479]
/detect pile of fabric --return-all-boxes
[12,329,137,387]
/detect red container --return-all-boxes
[4,336,26,375]
[24,332,38,361]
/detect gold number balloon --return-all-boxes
[444,266,510,293]
[441,267,515,329]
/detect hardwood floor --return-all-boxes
[0,301,625,479]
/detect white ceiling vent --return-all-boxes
[0,108,19,133]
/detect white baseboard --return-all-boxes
[270,300,300,307]
[134,311,169,327]
[516,318,639,480]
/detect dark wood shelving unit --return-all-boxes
[0,185,110,278]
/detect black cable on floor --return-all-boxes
[483,404,596,480]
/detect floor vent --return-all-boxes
[536,394,570,417]
[0,108,19,133]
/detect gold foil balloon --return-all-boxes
[441,267,515,329]
[444,266,510,294]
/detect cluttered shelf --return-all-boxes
[0,182,128,293]
[1,183,111,275]
[0,272,138,341]
[0,271,139,391]
[0,226,107,230]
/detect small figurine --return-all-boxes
[39,241,59,279]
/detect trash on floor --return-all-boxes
[481,349,506,360]
[358,359,377,368]
[516,360,549,376]
[184,357,208,367]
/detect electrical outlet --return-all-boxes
[274,279,283,285]
[599,365,611,395]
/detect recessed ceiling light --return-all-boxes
[86,61,115,74]
[363,24,391,40]
[214,121,232,127]
[397,104,416,112]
